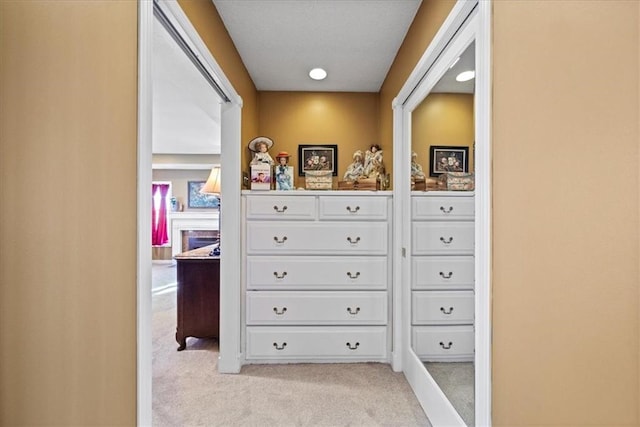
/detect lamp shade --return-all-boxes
[201,166,221,195]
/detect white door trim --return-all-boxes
[137,0,243,424]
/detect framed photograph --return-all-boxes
[250,163,272,190]
[429,145,469,177]
[298,144,338,176]
[275,165,294,190]
[187,181,220,208]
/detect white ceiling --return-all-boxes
[432,41,475,94]
[152,17,222,155]
[212,0,423,92]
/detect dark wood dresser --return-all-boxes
[174,244,220,351]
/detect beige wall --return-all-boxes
[0,1,138,425]
[412,93,474,175]
[257,91,380,188]
[492,1,639,425]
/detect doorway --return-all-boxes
[137,1,242,424]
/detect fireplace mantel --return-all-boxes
[169,211,219,258]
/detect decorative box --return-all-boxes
[439,172,475,191]
[250,164,272,190]
[338,177,378,191]
[304,170,332,190]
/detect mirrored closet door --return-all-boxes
[393,1,491,425]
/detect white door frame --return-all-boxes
[392,1,492,425]
[137,1,243,425]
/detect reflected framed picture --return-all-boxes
[187,181,220,208]
[429,145,469,177]
[298,144,338,176]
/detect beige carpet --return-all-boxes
[152,262,431,427]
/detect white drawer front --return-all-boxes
[319,196,388,220]
[246,196,316,220]
[247,222,388,255]
[247,256,387,290]
[412,325,474,361]
[412,256,474,290]
[412,291,474,325]
[412,195,474,221]
[246,326,387,360]
[247,291,387,325]
[412,222,474,255]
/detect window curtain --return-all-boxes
[152,183,170,246]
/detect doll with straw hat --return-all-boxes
[248,136,275,166]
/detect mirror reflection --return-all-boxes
[410,41,476,426]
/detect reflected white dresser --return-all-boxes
[242,191,392,363]
[411,192,475,361]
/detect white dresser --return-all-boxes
[411,192,475,362]
[242,191,392,363]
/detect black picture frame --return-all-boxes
[429,145,469,177]
[187,181,220,209]
[298,144,338,176]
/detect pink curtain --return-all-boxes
[152,184,170,246]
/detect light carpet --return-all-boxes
[152,262,431,427]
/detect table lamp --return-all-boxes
[200,166,221,256]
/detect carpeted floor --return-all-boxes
[152,262,431,427]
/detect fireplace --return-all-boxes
[169,211,220,257]
[182,230,219,252]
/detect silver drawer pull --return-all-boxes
[273,205,287,213]
[273,236,288,244]
[440,307,454,315]
[347,236,361,244]
[347,307,360,315]
[273,271,288,279]
[347,271,360,279]
[439,341,453,350]
[439,271,453,279]
[440,206,454,213]
[346,206,360,213]
[273,307,287,315]
[440,236,453,244]
[273,342,287,350]
[346,342,360,350]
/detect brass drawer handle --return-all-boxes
[347,271,360,279]
[273,342,287,350]
[346,206,360,213]
[440,236,453,244]
[273,236,288,244]
[273,205,287,213]
[439,271,453,279]
[273,307,287,315]
[347,307,360,315]
[347,236,361,244]
[273,271,288,279]
[440,206,454,214]
[346,342,360,350]
[440,307,454,315]
[439,341,453,350]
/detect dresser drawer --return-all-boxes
[412,291,474,325]
[247,291,387,325]
[412,222,474,255]
[246,195,316,220]
[412,195,474,221]
[246,326,387,360]
[247,222,388,255]
[412,325,474,361]
[319,196,388,220]
[412,256,474,290]
[247,256,387,290]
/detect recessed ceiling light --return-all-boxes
[456,70,475,82]
[309,68,327,81]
